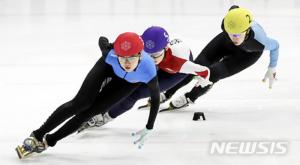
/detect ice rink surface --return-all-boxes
[0,0,299,164]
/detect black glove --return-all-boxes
[98,36,114,57]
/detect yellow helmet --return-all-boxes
[224,7,253,34]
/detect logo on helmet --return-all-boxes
[228,21,236,31]
[145,40,155,49]
[120,41,132,51]
[164,32,169,38]
[246,14,252,24]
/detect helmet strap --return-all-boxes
[244,28,251,40]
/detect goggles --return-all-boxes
[228,30,247,38]
[118,54,140,63]
[150,50,165,58]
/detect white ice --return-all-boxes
[0,0,300,165]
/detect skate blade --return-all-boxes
[15,145,32,159]
[159,108,172,112]
[15,146,23,159]
[77,127,87,134]
[159,107,173,112]
[77,129,85,134]
[159,104,189,112]
[77,126,94,134]
[137,104,150,110]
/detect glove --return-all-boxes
[98,36,113,56]
[131,128,151,149]
[98,36,109,49]
[194,76,213,88]
[262,67,277,89]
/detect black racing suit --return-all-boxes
[32,37,160,147]
[165,28,264,102]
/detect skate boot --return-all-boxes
[159,94,193,112]
[77,112,113,133]
[15,133,48,159]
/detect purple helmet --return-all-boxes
[141,26,169,53]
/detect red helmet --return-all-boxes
[114,32,144,57]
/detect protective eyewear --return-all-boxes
[229,31,247,38]
[150,50,164,58]
[118,54,140,63]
